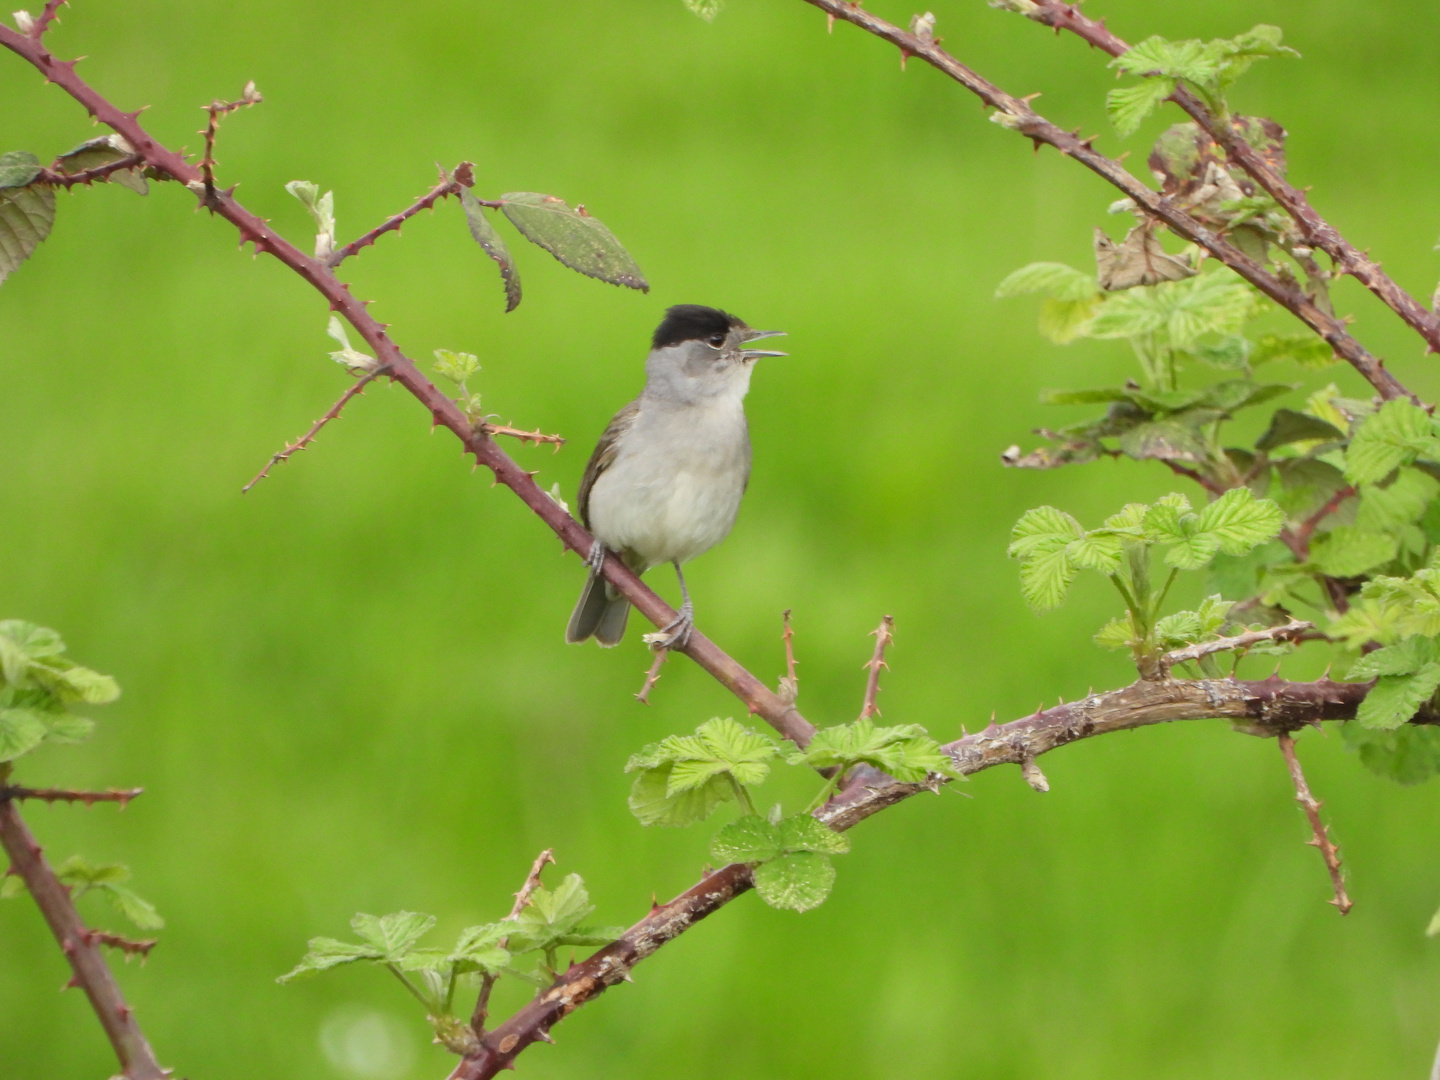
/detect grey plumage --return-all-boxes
[566,305,785,648]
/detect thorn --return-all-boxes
[619,970,635,983]
[1020,755,1050,793]
[827,12,835,31]
[536,1030,555,1044]
[62,975,80,991]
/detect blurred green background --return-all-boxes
[3,1,1440,1077]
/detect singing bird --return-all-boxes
[566,304,785,648]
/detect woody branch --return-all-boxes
[1017,0,1440,357]
[798,0,1415,403]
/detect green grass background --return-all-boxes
[3,1,1440,1077]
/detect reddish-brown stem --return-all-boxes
[0,798,167,1079]
[0,785,142,807]
[799,0,1414,403]
[1158,619,1312,675]
[328,163,499,266]
[1162,460,1226,496]
[85,929,158,960]
[0,27,816,748]
[1018,0,1440,357]
[1277,732,1353,913]
[39,153,144,187]
[859,615,894,720]
[778,609,799,704]
[634,647,669,705]
[480,422,565,448]
[29,0,65,39]
[242,365,389,493]
[471,850,556,1035]
[1292,485,1357,556]
[447,672,1395,1079]
[199,82,261,196]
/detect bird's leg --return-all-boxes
[584,538,607,573]
[650,562,695,649]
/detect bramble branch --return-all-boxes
[1278,732,1352,913]
[859,615,893,720]
[471,849,556,1035]
[328,162,501,267]
[199,80,262,197]
[86,928,158,960]
[0,785,142,807]
[634,646,669,705]
[799,0,1415,403]
[1018,0,1440,357]
[38,152,144,187]
[0,798,167,1079]
[480,422,565,449]
[1159,619,1313,675]
[445,671,1400,1078]
[0,23,816,750]
[242,365,390,493]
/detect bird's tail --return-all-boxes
[566,572,631,647]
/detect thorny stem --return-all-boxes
[471,849,555,1035]
[1017,0,1440,359]
[633,646,669,705]
[0,785,142,806]
[799,0,1416,403]
[858,615,894,720]
[328,163,500,266]
[38,152,144,187]
[1292,485,1357,557]
[0,24,817,751]
[0,796,167,1079]
[242,365,390,493]
[1277,732,1353,913]
[1159,619,1313,676]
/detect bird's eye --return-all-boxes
[707,333,726,348]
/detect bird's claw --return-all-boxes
[643,600,694,651]
[584,539,606,573]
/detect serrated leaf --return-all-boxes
[1251,333,1335,370]
[995,262,1098,302]
[0,708,47,762]
[1255,408,1344,451]
[350,911,435,958]
[1038,388,1129,407]
[1348,637,1435,681]
[508,874,603,954]
[778,814,850,855]
[107,885,164,931]
[1187,335,1250,370]
[754,852,835,912]
[1312,526,1398,578]
[1111,36,1224,84]
[41,711,93,744]
[461,191,521,312]
[1107,79,1177,138]
[792,718,956,784]
[1094,614,1139,651]
[1197,381,1293,414]
[52,665,120,705]
[1008,506,1083,560]
[1344,722,1440,786]
[710,816,782,863]
[1085,272,1258,349]
[1356,469,1439,533]
[499,193,647,292]
[1019,544,1079,611]
[1038,297,1102,344]
[0,179,55,287]
[1095,225,1194,290]
[1066,531,1124,573]
[554,926,625,947]
[1119,419,1209,463]
[627,764,731,827]
[277,936,382,982]
[1345,399,1440,485]
[1194,486,1284,555]
[1357,665,1440,730]
[433,348,480,386]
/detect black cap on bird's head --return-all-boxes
[651,304,787,357]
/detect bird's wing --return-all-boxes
[578,398,641,528]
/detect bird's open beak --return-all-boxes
[741,328,787,359]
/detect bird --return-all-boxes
[566,304,786,649]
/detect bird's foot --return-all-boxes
[643,599,695,650]
[584,538,606,573]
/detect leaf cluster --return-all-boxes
[0,620,119,764]
[1,854,163,931]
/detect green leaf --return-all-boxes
[0,875,26,899]
[508,874,601,953]
[1358,666,1440,730]
[51,665,120,706]
[284,179,336,259]
[790,717,956,784]
[1038,298,1102,344]
[1344,399,1440,485]
[1107,79,1177,138]
[400,923,511,976]
[1094,614,1140,651]
[627,763,731,827]
[55,135,147,195]
[499,193,647,292]
[0,178,55,288]
[1255,408,1344,451]
[1084,271,1257,348]
[325,316,373,372]
[1111,36,1223,84]
[107,885,164,931]
[0,708,47,762]
[1311,525,1398,578]
[0,150,42,190]
[1038,388,1129,407]
[278,936,383,982]
[1343,722,1440,785]
[995,262,1099,302]
[1194,487,1285,555]
[753,852,835,912]
[1348,636,1435,681]
[1187,336,1250,370]
[433,348,480,387]
[350,911,436,959]
[1355,469,1439,533]
[461,191,521,312]
[684,0,724,20]
[711,816,782,864]
[1008,506,1083,560]
[1250,333,1335,370]
[1018,545,1078,612]
[1118,419,1209,463]
[1066,531,1124,573]
[778,814,850,856]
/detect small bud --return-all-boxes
[987,0,1039,12]
[908,11,935,42]
[13,9,34,33]
[989,110,1024,131]
[241,80,263,104]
